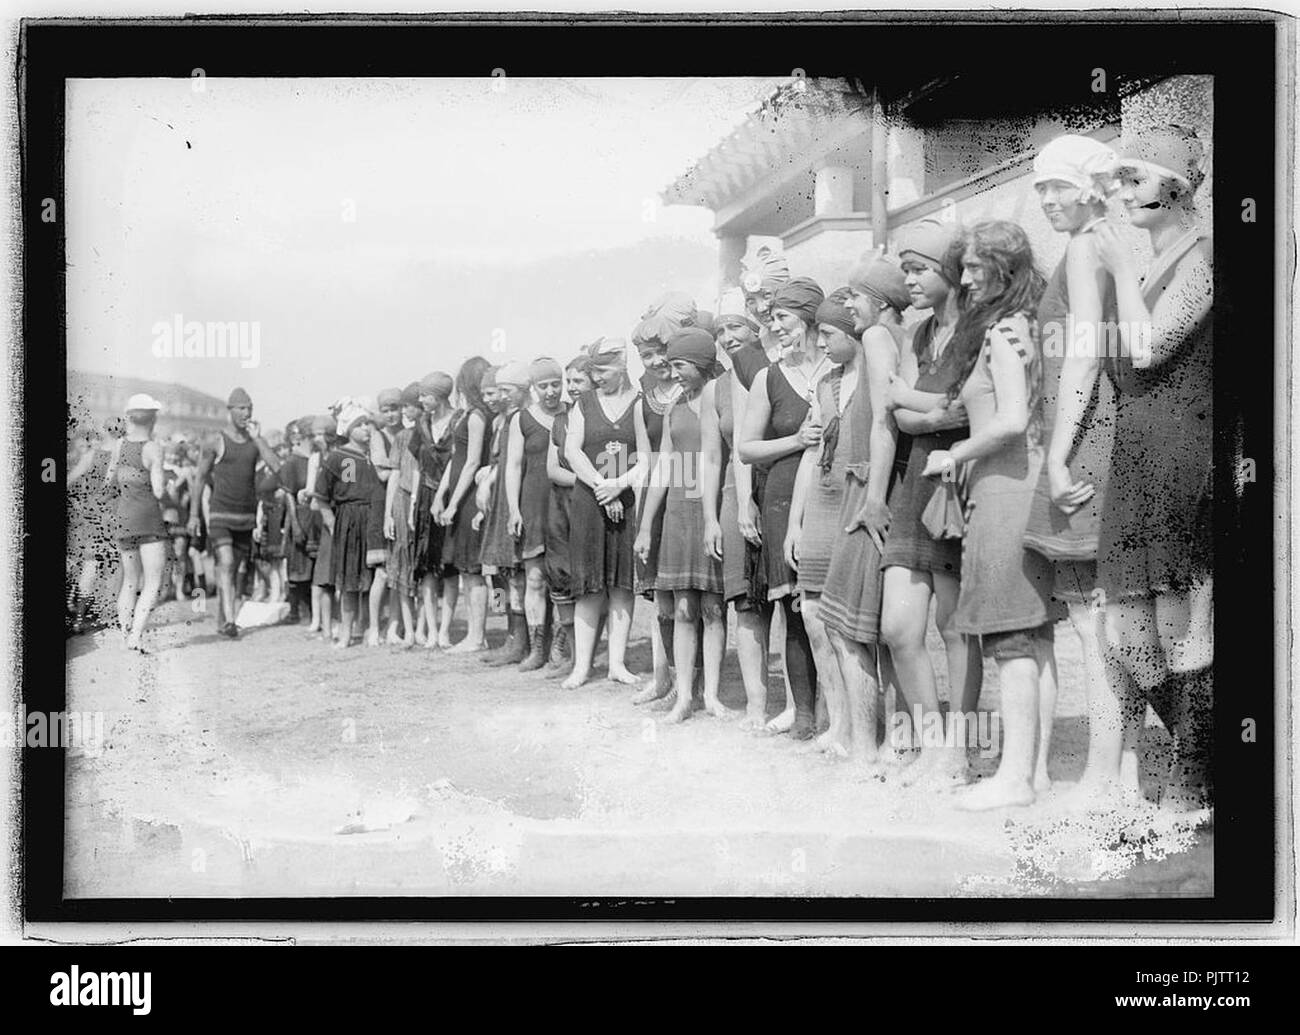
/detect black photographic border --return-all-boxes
[20,11,1281,925]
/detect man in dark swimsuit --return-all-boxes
[188,387,282,638]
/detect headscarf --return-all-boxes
[633,291,696,347]
[400,382,422,407]
[337,403,369,439]
[740,246,791,295]
[693,309,715,338]
[1116,124,1207,193]
[310,414,336,437]
[495,361,531,389]
[847,256,911,312]
[897,219,963,283]
[419,371,454,398]
[769,277,825,325]
[814,288,858,339]
[227,387,252,408]
[588,337,629,369]
[1032,134,1118,202]
[665,327,719,376]
[377,387,402,409]
[715,286,761,331]
[528,357,563,383]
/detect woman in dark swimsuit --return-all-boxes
[737,277,827,741]
[563,338,652,690]
[109,396,168,652]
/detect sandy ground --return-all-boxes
[63,596,1212,899]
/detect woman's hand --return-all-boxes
[921,449,957,480]
[704,518,723,561]
[593,476,620,506]
[603,499,624,523]
[930,398,968,431]
[1048,459,1095,514]
[322,513,335,536]
[252,526,263,544]
[634,526,652,563]
[384,513,396,540]
[437,501,457,527]
[471,509,484,532]
[783,525,800,572]
[1092,221,1135,277]
[795,418,823,449]
[187,515,201,538]
[739,498,762,546]
[296,488,313,506]
[507,509,523,538]
[846,498,891,554]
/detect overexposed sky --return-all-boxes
[66,76,784,427]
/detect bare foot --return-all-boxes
[1033,771,1053,796]
[662,698,692,724]
[437,636,454,650]
[561,669,591,691]
[414,630,428,647]
[649,691,678,713]
[702,696,739,720]
[385,625,403,646]
[737,705,767,732]
[821,740,850,761]
[331,637,352,650]
[632,668,673,705]
[365,629,381,647]
[952,775,1036,811]
[607,665,641,687]
[763,706,795,735]
[445,637,488,654]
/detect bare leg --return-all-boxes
[215,543,237,628]
[438,575,459,649]
[1034,634,1058,794]
[308,584,322,632]
[881,566,947,781]
[117,548,142,637]
[734,604,770,730]
[802,594,848,756]
[319,588,333,642]
[955,655,1039,810]
[563,592,603,689]
[605,587,639,684]
[1168,577,1213,672]
[633,591,676,704]
[765,601,795,732]
[447,573,488,652]
[664,591,699,723]
[829,630,883,771]
[127,540,167,649]
[366,567,388,646]
[1064,599,1128,808]
[332,590,356,648]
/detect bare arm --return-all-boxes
[547,434,576,488]
[145,441,165,499]
[947,325,1031,467]
[505,413,526,535]
[445,411,486,516]
[1046,235,1108,511]
[851,329,901,552]
[738,368,812,466]
[698,383,724,561]
[635,415,672,546]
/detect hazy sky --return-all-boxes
[66,76,784,427]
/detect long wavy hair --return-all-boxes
[456,355,492,413]
[944,220,1046,399]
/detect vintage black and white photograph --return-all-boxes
[11,12,1283,921]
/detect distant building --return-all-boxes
[68,370,228,440]
[662,73,1211,296]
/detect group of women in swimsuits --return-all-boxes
[69,124,1214,814]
